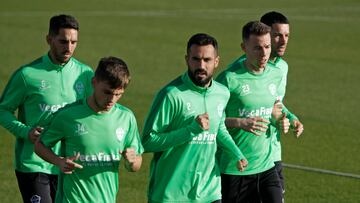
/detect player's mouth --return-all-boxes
[195,70,207,77]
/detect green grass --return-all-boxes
[1,0,360,202]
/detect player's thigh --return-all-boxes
[274,161,285,192]
[259,167,282,203]
[221,173,257,203]
[15,170,55,203]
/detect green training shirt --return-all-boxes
[40,99,143,203]
[229,55,299,162]
[142,72,245,203]
[0,54,93,174]
[216,61,283,175]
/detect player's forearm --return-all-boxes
[281,104,299,122]
[217,124,245,160]
[125,155,142,172]
[34,140,62,167]
[225,117,242,128]
[142,120,203,152]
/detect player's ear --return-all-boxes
[185,54,189,66]
[46,35,51,45]
[214,55,220,68]
[241,42,246,52]
[91,77,97,87]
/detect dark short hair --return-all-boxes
[260,11,289,27]
[186,33,218,54]
[48,14,79,36]
[95,57,130,89]
[242,21,271,41]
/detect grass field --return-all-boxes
[1,0,360,202]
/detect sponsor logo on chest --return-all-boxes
[39,102,67,112]
[189,131,217,145]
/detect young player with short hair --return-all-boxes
[35,56,143,203]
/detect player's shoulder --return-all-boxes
[212,80,230,97]
[156,75,184,98]
[70,57,93,71]
[213,80,230,92]
[113,103,137,119]
[272,57,288,71]
[217,60,247,83]
[58,100,84,114]
[17,56,44,74]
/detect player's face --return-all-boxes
[47,28,78,65]
[186,44,219,87]
[92,79,124,112]
[242,33,271,70]
[271,23,290,57]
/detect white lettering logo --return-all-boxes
[186,102,191,111]
[39,102,67,112]
[39,80,50,91]
[239,107,273,119]
[116,127,125,142]
[190,131,217,144]
[240,84,251,96]
[75,123,88,136]
[268,83,277,96]
[184,102,195,116]
[74,151,121,167]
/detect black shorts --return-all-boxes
[15,170,58,203]
[221,166,282,203]
[274,161,285,194]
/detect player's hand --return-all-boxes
[239,117,269,136]
[278,113,290,134]
[28,126,44,143]
[292,120,304,138]
[236,159,248,172]
[59,153,83,174]
[196,113,209,130]
[272,100,283,120]
[120,148,137,164]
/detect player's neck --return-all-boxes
[244,60,265,74]
[269,52,280,63]
[48,52,67,66]
[87,96,107,114]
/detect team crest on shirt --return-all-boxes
[39,80,51,91]
[217,103,224,117]
[268,83,277,96]
[74,123,88,136]
[75,81,85,95]
[240,84,251,96]
[116,127,125,142]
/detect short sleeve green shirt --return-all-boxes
[41,99,143,203]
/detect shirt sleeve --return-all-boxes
[282,104,299,123]
[0,69,31,139]
[142,92,203,153]
[84,67,94,97]
[216,112,245,160]
[124,113,144,155]
[40,113,65,148]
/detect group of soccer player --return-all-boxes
[0,11,303,203]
